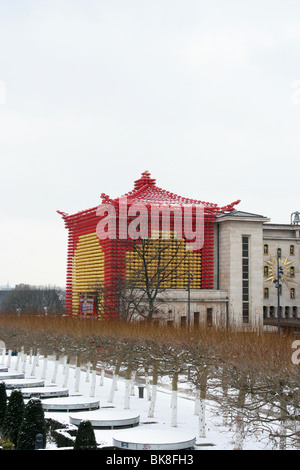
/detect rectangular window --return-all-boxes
[263,306,268,318]
[264,287,269,299]
[242,303,249,323]
[292,306,297,317]
[194,312,199,326]
[207,308,213,327]
[242,236,249,323]
[290,288,295,299]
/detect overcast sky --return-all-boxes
[1,0,300,287]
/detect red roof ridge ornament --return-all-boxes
[133,171,157,191]
[100,193,114,204]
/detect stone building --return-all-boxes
[155,211,300,331]
[262,218,300,326]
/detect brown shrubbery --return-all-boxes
[0,314,299,449]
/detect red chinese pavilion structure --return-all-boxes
[58,171,239,317]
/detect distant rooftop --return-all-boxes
[216,210,267,219]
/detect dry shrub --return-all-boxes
[0,314,296,374]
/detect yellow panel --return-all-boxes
[125,236,201,289]
[72,233,105,317]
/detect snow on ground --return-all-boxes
[0,353,270,451]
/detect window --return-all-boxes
[242,303,249,323]
[290,288,295,299]
[207,308,213,327]
[290,266,295,278]
[292,306,298,318]
[277,247,282,258]
[242,236,249,323]
[285,306,290,318]
[290,244,295,256]
[264,244,269,255]
[194,312,199,326]
[264,287,269,299]
[180,316,187,327]
[263,306,268,318]
[264,266,269,276]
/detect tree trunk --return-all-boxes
[51,353,60,383]
[36,349,40,367]
[28,347,33,364]
[198,398,206,438]
[145,368,151,400]
[74,356,81,393]
[100,368,105,386]
[279,381,288,450]
[15,349,21,371]
[233,386,247,450]
[31,351,37,377]
[130,371,136,396]
[86,361,91,382]
[22,351,27,374]
[124,368,131,409]
[194,389,200,415]
[199,371,208,438]
[41,349,48,379]
[1,347,5,364]
[90,362,97,397]
[148,362,158,418]
[171,372,178,427]
[108,362,121,403]
[63,360,70,388]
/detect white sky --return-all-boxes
[0,0,300,287]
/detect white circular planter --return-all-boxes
[21,386,69,399]
[3,378,44,389]
[42,396,100,412]
[113,428,196,450]
[0,372,24,380]
[69,409,140,429]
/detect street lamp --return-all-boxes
[274,256,284,335]
[185,263,193,327]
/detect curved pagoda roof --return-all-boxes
[58,171,240,223]
[110,171,240,214]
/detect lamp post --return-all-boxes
[185,263,193,327]
[274,255,284,335]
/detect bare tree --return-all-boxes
[120,236,190,321]
[87,235,191,321]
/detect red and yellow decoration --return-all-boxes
[58,171,239,317]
